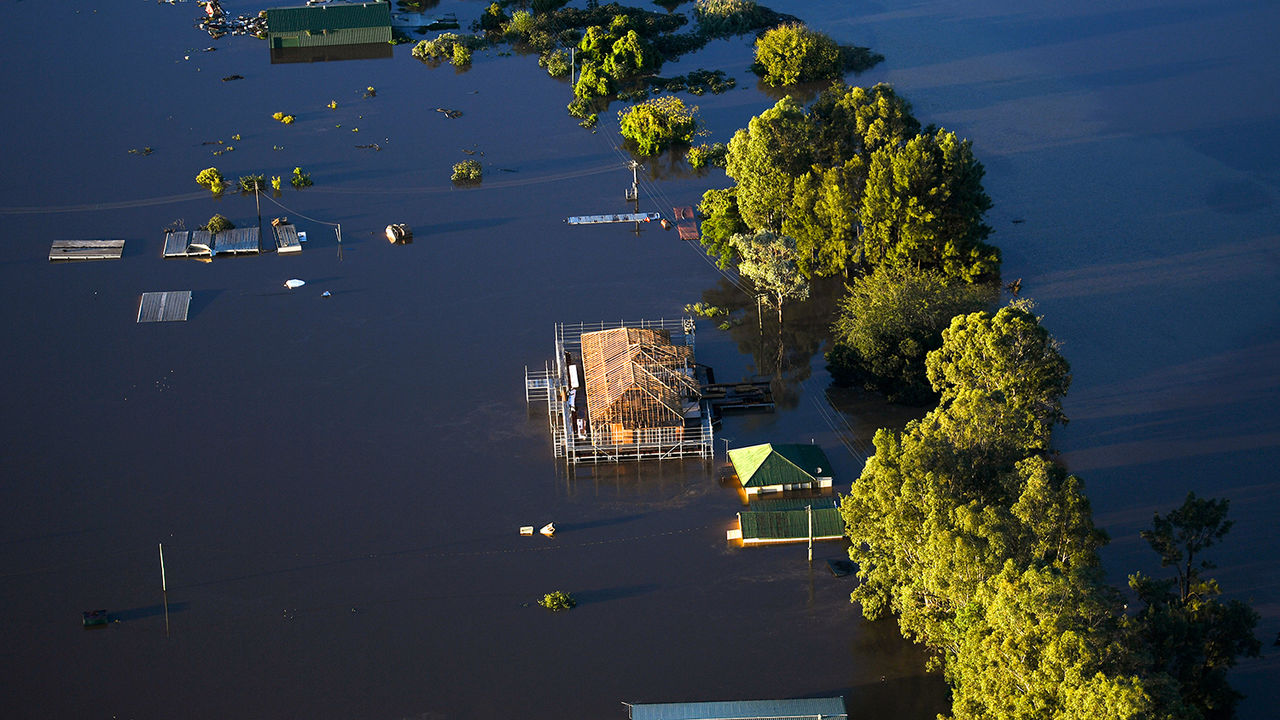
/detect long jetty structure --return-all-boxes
[525,318,713,465]
[566,212,662,225]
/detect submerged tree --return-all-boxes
[828,266,994,402]
[1129,493,1260,719]
[618,95,698,155]
[729,230,809,323]
[752,23,842,87]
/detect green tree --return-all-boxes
[859,129,998,281]
[452,159,483,183]
[603,29,653,78]
[1129,494,1261,719]
[538,590,577,611]
[618,95,698,155]
[724,95,815,232]
[752,23,842,87]
[781,158,866,276]
[195,167,225,194]
[729,231,809,322]
[204,214,234,233]
[828,266,994,402]
[697,186,748,267]
[926,302,1072,453]
[808,82,921,163]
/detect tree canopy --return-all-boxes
[827,266,994,402]
[702,82,996,281]
[840,300,1258,719]
[729,230,810,322]
[752,23,842,87]
[618,95,698,155]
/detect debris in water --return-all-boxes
[284,279,305,290]
[540,523,555,537]
[128,147,154,156]
[355,143,382,151]
[222,74,244,82]
[321,291,332,298]
[436,108,463,119]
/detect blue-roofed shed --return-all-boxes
[627,697,847,720]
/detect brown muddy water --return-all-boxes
[0,1,1276,719]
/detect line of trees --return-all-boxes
[839,302,1260,719]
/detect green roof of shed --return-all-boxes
[266,2,391,34]
[728,443,832,488]
[738,508,844,541]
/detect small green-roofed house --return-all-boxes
[726,507,844,544]
[727,443,833,495]
[266,1,392,49]
[627,696,847,720]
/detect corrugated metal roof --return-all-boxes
[266,2,391,34]
[629,697,847,720]
[728,443,832,488]
[747,497,838,512]
[738,508,844,541]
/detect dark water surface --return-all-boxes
[0,1,1276,718]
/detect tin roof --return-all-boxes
[266,2,391,34]
[728,443,832,489]
[738,508,844,541]
[628,697,847,720]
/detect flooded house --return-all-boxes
[265,1,393,63]
[727,443,834,495]
[526,319,713,464]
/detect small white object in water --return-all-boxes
[540,523,555,537]
[321,291,331,298]
[284,279,305,289]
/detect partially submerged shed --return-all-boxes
[727,443,833,495]
[627,697,847,720]
[266,2,392,49]
[726,507,844,545]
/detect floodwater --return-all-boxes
[0,1,1275,718]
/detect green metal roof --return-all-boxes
[267,2,391,37]
[747,496,838,512]
[728,443,832,488]
[629,697,847,720]
[738,508,844,541]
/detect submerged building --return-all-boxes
[727,442,834,495]
[265,1,393,62]
[525,319,713,464]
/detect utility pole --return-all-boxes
[159,543,170,638]
[806,504,813,564]
[335,223,343,261]
[570,47,575,85]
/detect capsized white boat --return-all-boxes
[284,279,305,289]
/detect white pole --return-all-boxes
[159,543,167,592]
[807,505,813,563]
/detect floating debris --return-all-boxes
[197,1,267,40]
[284,279,306,290]
[355,143,382,151]
[436,107,463,119]
[321,291,332,298]
[222,74,244,82]
[540,523,555,537]
[385,224,413,244]
[128,147,154,156]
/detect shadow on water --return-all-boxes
[554,514,647,533]
[187,289,223,320]
[574,584,660,604]
[111,601,190,622]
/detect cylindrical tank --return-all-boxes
[385,224,413,244]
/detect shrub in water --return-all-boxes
[451,159,482,183]
[204,214,234,233]
[538,591,576,611]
